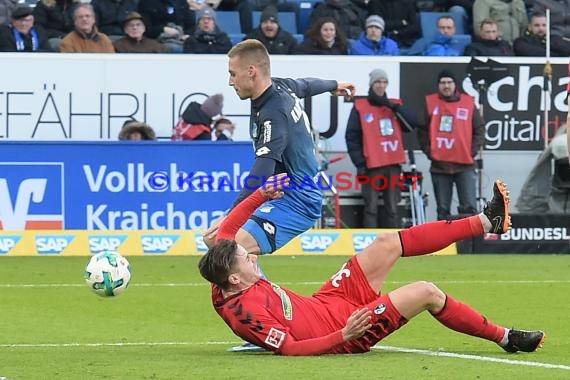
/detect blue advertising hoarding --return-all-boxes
[0,142,254,230]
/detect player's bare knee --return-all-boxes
[372,232,402,257]
[411,281,444,308]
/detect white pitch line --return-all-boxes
[373,345,570,371]
[1,280,570,288]
[0,341,239,348]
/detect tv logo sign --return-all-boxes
[0,235,22,254]
[35,235,74,254]
[0,163,64,230]
[142,234,180,254]
[89,235,128,254]
[352,233,377,253]
[300,232,339,253]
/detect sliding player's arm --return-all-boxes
[232,305,371,356]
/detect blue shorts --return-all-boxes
[242,194,321,254]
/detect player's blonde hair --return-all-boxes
[228,39,271,76]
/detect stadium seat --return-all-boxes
[229,33,245,45]
[400,34,472,56]
[252,11,298,35]
[293,34,304,44]
[419,12,466,39]
[296,0,320,34]
[212,11,241,35]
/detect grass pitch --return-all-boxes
[0,254,569,380]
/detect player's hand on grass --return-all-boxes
[333,82,356,101]
[341,308,372,341]
[260,173,290,199]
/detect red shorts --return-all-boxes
[316,257,408,353]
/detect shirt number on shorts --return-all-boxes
[330,263,351,288]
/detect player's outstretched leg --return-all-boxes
[398,180,511,257]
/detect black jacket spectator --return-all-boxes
[367,0,420,48]
[184,26,232,53]
[309,0,366,40]
[245,27,296,54]
[513,29,570,56]
[0,24,50,51]
[92,0,138,36]
[32,0,78,39]
[138,0,195,39]
[464,37,513,56]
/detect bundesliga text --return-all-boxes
[147,171,421,192]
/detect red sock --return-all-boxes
[399,216,483,257]
[432,295,505,344]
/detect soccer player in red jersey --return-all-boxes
[199,174,545,356]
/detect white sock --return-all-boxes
[479,213,492,233]
[499,328,510,346]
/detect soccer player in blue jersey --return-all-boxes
[203,39,355,351]
[205,39,355,256]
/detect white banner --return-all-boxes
[1,54,567,151]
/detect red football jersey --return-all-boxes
[212,279,352,355]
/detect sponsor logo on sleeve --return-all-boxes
[264,327,286,349]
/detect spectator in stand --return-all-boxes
[309,0,366,40]
[244,6,296,55]
[533,0,570,40]
[113,11,164,53]
[33,0,80,51]
[118,121,157,140]
[0,0,18,26]
[138,0,195,53]
[366,0,420,49]
[473,0,527,44]
[435,0,474,33]
[350,15,399,55]
[183,7,232,54]
[423,15,465,56]
[464,18,513,56]
[60,3,115,52]
[0,5,50,52]
[213,117,236,140]
[513,12,570,57]
[295,17,348,55]
[91,0,138,41]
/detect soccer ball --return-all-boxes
[84,251,132,297]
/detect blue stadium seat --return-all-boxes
[400,34,472,56]
[296,0,320,34]
[252,11,298,34]
[229,33,245,45]
[293,34,304,44]
[211,11,241,35]
[419,12,466,39]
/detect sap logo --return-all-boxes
[142,235,180,254]
[300,233,339,252]
[35,235,74,254]
[0,236,22,254]
[0,164,64,230]
[89,235,127,253]
[195,234,208,253]
[352,233,377,253]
